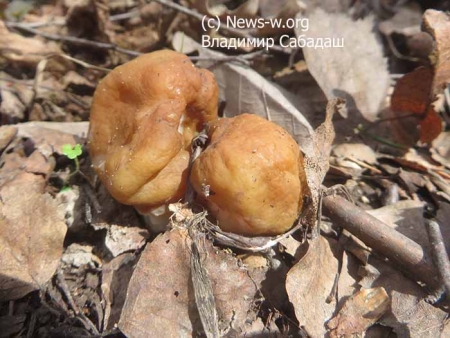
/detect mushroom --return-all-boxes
[190,114,308,236]
[88,50,219,219]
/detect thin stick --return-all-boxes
[322,195,439,290]
[426,220,450,301]
[5,21,142,57]
[190,50,266,65]
[56,270,100,335]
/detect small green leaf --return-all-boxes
[62,144,82,160]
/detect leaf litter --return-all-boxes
[0,1,449,337]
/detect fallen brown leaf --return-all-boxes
[0,172,67,301]
[286,236,339,338]
[119,228,257,337]
[359,256,447,337]
[422,9,450,97]
[299,9,389,122]
[0,21,68,72]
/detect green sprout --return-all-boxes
[61,144,82,190]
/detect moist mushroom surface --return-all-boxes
[88,50,219,213]
[190,114,308,236]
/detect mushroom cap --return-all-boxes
[190,114,308,236]
[88,50,218,212]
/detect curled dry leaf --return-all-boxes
[0,172,67,301]
[172,32,315,150]
[299,9,389,122]
[119,229,256,337]
[286,236,339,338]
[327,287,390,338]
[302,98,340,229]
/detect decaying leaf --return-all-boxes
[172,32,315,150]
[119,228,256,337]
[359,257,447,337]
[327,287,390,337]
[286,236,339,338]
[0,172,67,301]
[390,67,443,145]
[299,9,389,122]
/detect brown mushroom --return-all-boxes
[88,50,219,214]
[190,114,308,236]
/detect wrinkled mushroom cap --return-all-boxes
[190,114,308,236]
[88,50,218,212]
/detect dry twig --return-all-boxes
[5,21,142,57]
[426,220,450,301]
[322,195,440,290]
[56,270,100,335]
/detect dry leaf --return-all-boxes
[0,125,17,152]
[17,123,81,157]
[378,3,422,36]
[101,253,136,330]
[422,9,450,96]
[359,257,447,337]
[327,287,390,338]
[431,131,450,169]
[390,67,443,145]
[387,10,449,146]
[172,32,314,150]
[299,9,389,122]
[0,172,67,301]
[302,99,340,228]
[331,143,377,165]
[286,236,339,338]
[0,21,68,71]
[91,186,148,257]
[119,229,256,337]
